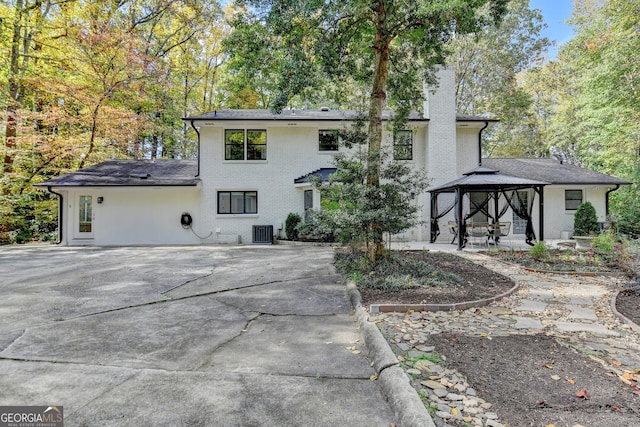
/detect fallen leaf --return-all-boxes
[370,375,378,381]
[351,350,361,355]
[575,389,589,400]
[567,378,576,384]
[612,360,623,367]
[551,375,561,381]
[451,408,458,416]
[545,424,556,427]
[612,404,622,412]
[544,364,554,369]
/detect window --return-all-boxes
[319,130,339,151]
[393,130,413,160]
[304,189,313,208]
[218,191,258,214]
[79,195,92,232]
[565,189,583,210]
[225,129,267,160]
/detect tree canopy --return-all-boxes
[229,0,509,261]
[1,0,638,243]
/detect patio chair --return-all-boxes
[468,222,489,248]
[494,222,511,247]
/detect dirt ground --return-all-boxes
[359,252,515,306]
[361,251,640,426]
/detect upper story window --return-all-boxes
[225,129,267,160]
[565,189,583,210]
[319,130,339,152]
[393,130,413,160]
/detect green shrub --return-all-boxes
[295,209,337,242]
[573,201,599,236]
[285,212,301,240]
[529,240,550,260]
[334,252,461,290]
[592,230,615,255]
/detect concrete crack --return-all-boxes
[161,271,215,295]
[193,310,262,371]
[0,329,27,354]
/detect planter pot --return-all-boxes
[573,236,594,251]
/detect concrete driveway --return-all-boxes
[0,245,397,426]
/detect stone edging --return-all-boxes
[490,256,625,277]
[369,282,520,314]
[610,290,640,335]
[346,281,436,427]
[523,267,624,277]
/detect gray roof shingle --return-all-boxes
[184,109,496,123]
[481,158,631,186]
[35,159,199,187]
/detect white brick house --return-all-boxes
[37,68,629,246]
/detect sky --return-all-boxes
[529,0,576,58]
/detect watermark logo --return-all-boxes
[0,406,63,427]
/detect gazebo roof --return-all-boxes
[429,166,549,194]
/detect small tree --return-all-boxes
[311,140,428,255]
[574,201,599,236]
[285,212,301,240]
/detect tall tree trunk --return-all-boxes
[3,0,24,174]
[79,102,102,169]
[366,2,391,263]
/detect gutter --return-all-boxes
[605,184,621,216]
[190,120,201,177]
[478,121,489,166]
[47,186,63,245]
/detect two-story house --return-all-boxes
[36,68,629,246]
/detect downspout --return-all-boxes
[47,186,63,244]
[190,120,201,177]
[605,184,620,217]
[478,121,489,166]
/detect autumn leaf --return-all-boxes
[370,374,378,381]
[575,389,589,400]
[544,364,554,369]
[551,375,561,380]
[612,360,622,366]
[567,378,576,384]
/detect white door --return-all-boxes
[74,194,94,239]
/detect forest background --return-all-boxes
[0,0,638,244]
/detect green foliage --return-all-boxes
[334,252,461,291]
[573,201,599,236]
[591,230,616,256]
[285,212,302,240]
[529,240,550,260]
[449,0,551,157]
[295,209,338,243]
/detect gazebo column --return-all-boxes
[456,187,464,251]
[429,192,437,243]
[538,186,544,241]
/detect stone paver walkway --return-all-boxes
[374,252,640,427]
